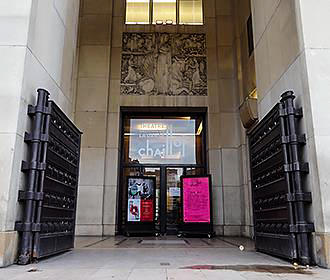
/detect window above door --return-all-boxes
[122,115,205,165]
[125,0,204,25]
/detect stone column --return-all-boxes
[213,0,246,236]
[74,0,113,236]
[233,0,256,238]
[0,0,80,267]
[296,0,330,268]
[0,0,32,267]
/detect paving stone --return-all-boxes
[1,237,329,280]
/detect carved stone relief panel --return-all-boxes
[121,33,207,96]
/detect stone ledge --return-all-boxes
[314,232,330,268]
[75,224,103,236]
[0,231,18,268]
[103,224,116,236]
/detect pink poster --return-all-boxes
[183,177,211,223]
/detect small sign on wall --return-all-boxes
[169,187,181,197]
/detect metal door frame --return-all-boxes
[120,164,205,235]
[117,107,208,235]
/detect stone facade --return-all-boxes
[0,0,329,269]
[74,0,245,239]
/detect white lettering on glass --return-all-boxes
[130,119,196,164]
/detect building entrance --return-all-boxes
[118,109,207,235]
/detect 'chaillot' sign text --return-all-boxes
[136,123,185,160]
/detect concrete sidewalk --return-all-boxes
[0,237,328,280]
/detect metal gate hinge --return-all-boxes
[15,222,41,232]
[18,190,44,201]
[28,104,51,115]
[289,223,314,233]
[284,162,309,173]
[287,192,312,203]
[279,107,303,118]
[295,107,303,118]
[281,134,306,145]
[24,132,49,143]
[21,161,47,171]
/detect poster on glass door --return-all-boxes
[128,198,140,221]
[127,177,155,222]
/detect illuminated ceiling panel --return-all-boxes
[126,0,150,24]
[125,0,204,25]
[179,0,203,25]
[152,0,177,24]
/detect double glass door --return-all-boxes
[119,113,206,235]
[122,166,203,235]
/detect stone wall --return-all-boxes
[74,0,247,237]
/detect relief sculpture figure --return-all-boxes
[155,34,171,95]
[192,58,202,89]
[124,56,137,83]
[121,33,207,96]
[172,57,189,95]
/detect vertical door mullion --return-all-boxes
[160,166,167,234]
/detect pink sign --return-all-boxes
[183,177,211,223]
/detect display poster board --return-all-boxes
[127,177,155,223]
[182,176,211,223]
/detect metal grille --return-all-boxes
[16,89,81,264]
[248,91,314,265]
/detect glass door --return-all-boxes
[144,168,161,233]
[166,167,184,235]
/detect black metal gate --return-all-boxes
[248,91,314,265]
[15,89,81,264]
